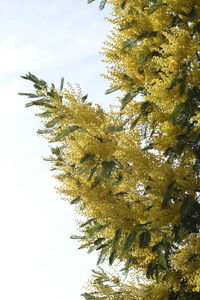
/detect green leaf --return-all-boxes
[188,254,199,263]
[80,218,96,228]
[112,229,122,248]
[122,231,136,253]
[25,98,55,108]
[94,238,106,245]
[142,143,154,151]
[105,125,124,133]
[152,240,164,253]
[21,73,47,89]
[81,292,95,300]
[51,147,61,156]
[180,195,194,217]
[100,160,116,179]
[91,179,100,188]
[21,73,39,82]
[19,92,41,98]
[170,104,181,125]
[109,249,117,265]
[37,129,51,135]
[102,161,115,170]
[146,263,156,279]
[96,242,110,251]
[141,101,152,116]
[97,246,108,265]
[87,245,97,254]
[123,39,137,49]
[120,90,140,110]
[122,73,135,83]
[180,6,196,18]
[88,0,95,3]
[146,263,160,281]
[78,166,87,175]
[78,243,91,250]
[119,20,135,31]
[146,1,166,15]
[121,0,127,9]
[141,122,148,139]
[105,86,121,94]
[123,32,147,49]
[81,94,88,103]
[86,224,106,236]
[138,50,149,67]
[70,196,81,205]
[99,0,107,10]
[152,240,169,270]
[130,116,141,129]
[168,291,179,300]
[88,166,97,181]
[162,181,175,209]
[115,191,127,197]
[121,258,137,276]
[120,93,135,110]
[139,231,151,248]
[50,167,57,171]
[168,67,187,95]
[35,111,52,118]
[172,224,181,242]
[54,125,80,141]
[91,269,102,276]
[158,252,168,269]
[70,235,84,240]
[180,67,187,95]
[45,115,65,128]
[80,153,95,164]
[60,77,64,90]
[179,80,186,95]
[167,70,181,90]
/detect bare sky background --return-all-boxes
[0,1,115,299]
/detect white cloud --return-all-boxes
[0,37,54,75]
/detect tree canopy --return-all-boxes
[20,0,200,299]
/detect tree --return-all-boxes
[20,0,200,299]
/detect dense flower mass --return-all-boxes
[21,0,200,299]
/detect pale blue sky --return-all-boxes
[0,1,115,299]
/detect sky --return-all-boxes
[0,1,115,299]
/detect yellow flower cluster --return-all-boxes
[171,234,200,292]
[23,0,200,298]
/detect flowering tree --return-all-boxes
[21,0,200,299]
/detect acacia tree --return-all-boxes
[20,0,200,299]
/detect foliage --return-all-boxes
[21,0,200,299]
